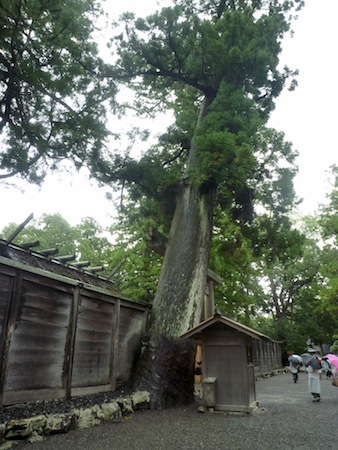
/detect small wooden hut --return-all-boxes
[180,313,266,413]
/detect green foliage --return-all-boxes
[106,203,165,303]
[73,217,113,269]
[210,206,265,319]
[315,166,338,336]
[253,315,307,359]
[99,0,301,199]
[1,213,77,252]
[104,0,307,330]
[0,213,114,276]
[192,82,261,185]
[330,341,338,354]
[0,0,113,183]
[319,165,338,245]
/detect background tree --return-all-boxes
[0,0,113,183]
[106,202,164,303]
[0,214,113,275]
[1,213,77,252]
[316,166,338,346]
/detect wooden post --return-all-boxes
[0,271,23,407]
[64,285,81,399]
[109,299,120,391]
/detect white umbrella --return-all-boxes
[288,354,302,364]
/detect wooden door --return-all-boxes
[205,343,247,409]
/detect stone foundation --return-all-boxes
[0,391,150,449]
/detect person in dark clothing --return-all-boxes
[288,353,302,383]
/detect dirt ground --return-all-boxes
[15,370,338,450]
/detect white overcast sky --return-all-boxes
[0,0,337,233]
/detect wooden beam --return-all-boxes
[21,240,40,250]
[87,266,104,273]
[147,227,167,256]
[69,261,90,268]
[39,248,59,257]
[7,213,34,243]
[54,254,76,263]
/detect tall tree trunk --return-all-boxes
[150,180,217,341]
[133,96,218,409]
[151,96,216,338]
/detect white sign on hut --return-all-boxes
[180,313,265,413]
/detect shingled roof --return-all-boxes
[0,239,127,298]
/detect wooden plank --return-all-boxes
[71,384,111,398]
[0,271,23,405]
[0,272,14,340]
[22,271,73,294]
[0,272,16,407]
[71,296,115,388]
[54,254,76,262]
[21,241,40,249]
[1,254,152,306]
[204,343,247,407]
[109,299,120,391]
[39,248,59,257]
[0,253,150,406]
[69,261,90,268]
[6,357,66,389]
[64,286,80,399]
[0,264,17,277]
[4,388,65,406]
[4,279,72,393]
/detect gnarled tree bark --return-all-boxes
[134,96,218,409]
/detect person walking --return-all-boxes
[322,357,332,379]
[304,350,322,402]
[288,357,300,383]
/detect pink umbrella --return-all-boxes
[325,354,338,369]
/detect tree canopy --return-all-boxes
[0,0,113,183]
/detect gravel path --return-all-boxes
[15,371,338,450]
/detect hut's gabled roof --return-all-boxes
[180,313,268,340]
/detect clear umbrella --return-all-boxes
[288,355,302,364]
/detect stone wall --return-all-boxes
[0,391,150,449]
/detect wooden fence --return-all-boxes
[252,337,282,375]
[0,241,150,407]
[0,239,282,408]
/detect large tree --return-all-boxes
[100,0,303,339]
[97,0,303,407]
[1,0,304,408]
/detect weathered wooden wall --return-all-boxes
[252,337,282,375]
[0,254,149,407]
